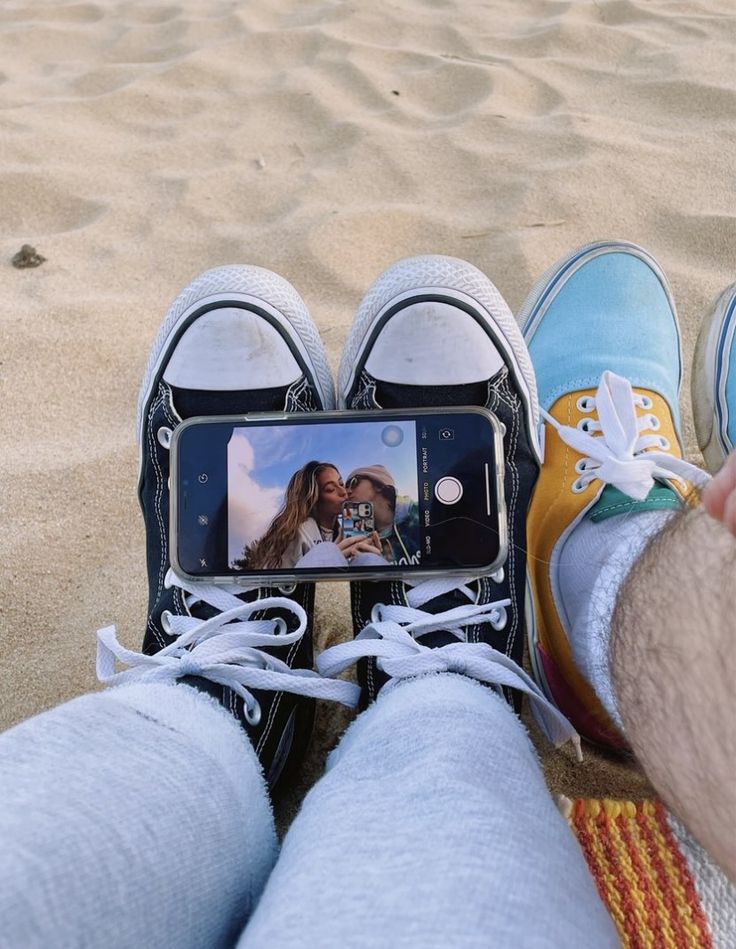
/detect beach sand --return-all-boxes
[2,0,734,816]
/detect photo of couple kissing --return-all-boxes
[238,461,420,571]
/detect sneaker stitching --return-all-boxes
[145,388,168,650]
[257,689,282,755]
[352,372,379,410]
[160,386,186,619]
[256,635,301,754]
[255,595,304,755]
[593,497,680,517]
[148,387,167,601]
[146,614,167,650]
[495,379,521,659]
[360,582,377,701]
[161,384,180,426]
[482,378,501,643]
[285,376,308,412]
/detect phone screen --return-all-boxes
[172,409,505,580]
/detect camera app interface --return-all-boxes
[176,412,502,577]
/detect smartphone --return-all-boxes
[340,501,375,539]
[171,407,506,584]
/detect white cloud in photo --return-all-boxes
[227,431,284,563]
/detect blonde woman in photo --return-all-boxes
[245,460,382,569]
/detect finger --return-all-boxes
[352,537,378,553]
[702,451,736,520]
[358,538,379,552]
[340,536,364,552]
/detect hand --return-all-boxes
[336,531,383,560]
[702,450,736,536]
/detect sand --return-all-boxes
[2,0,734,813]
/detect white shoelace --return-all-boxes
[97,569,361,726]
[542,370,710,500]
[317,576,582,757]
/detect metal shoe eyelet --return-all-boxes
[571,478,587,494]
[278,583,297,595]
[245,700,262,727]
[659,436,671,450]
[370,604,384,623]
[273,617,287,636]
[491,607,507,631]
[161,609,173,634]
[576,396,593,413]
[639,395,653,409]
[647,415,661,431]
[574,458,588,474]
[157,426,173,449]
[577,418,591,433]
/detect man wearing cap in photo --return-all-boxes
[345,464,420,566]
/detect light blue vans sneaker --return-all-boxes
[519,240,706,747]
[692,283,736,473]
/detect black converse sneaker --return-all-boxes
[97,265,358,790]
[316,256,577,749]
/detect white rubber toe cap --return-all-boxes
[163,307,302,391]
[363,299,504,386]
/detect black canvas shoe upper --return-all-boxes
[139,377,324,788]
[314,257,579,752]
[313,256,549,717]
[344,364,538,712]
[129,266,343,790]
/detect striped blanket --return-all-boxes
[568,799,735,948]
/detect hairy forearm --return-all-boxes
[611,505,736,881]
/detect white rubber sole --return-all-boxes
[338,254,541,459]
[692,282,736,473]
[137,264,335,473]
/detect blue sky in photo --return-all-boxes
[231,419,418,496]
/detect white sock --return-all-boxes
[557,509,673,730]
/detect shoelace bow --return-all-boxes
[543,370,710,500]
[317,575,582,757]
[97,569,360,725]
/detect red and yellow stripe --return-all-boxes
[570,799,712,948]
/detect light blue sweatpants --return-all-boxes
[0,675,617,948]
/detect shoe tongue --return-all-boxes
[187,586,264,622]
[412,585,477,648]
[587,482,682,523]
[186,590,303,640]
[170,383,292,419]
[374,379,489,409]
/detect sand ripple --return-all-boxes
[1,0,735,803]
